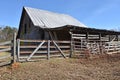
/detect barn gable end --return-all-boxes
[17,7,87,40]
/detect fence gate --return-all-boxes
[17,39,70,62]
[70,33,103,57]
[70,33,88,57]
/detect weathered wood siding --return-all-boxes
[19,9,50,40]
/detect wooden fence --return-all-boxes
[0,34,120,64]
[105,41,120,54]
[70,33,120,57]
[0,41,12,66]
[17,39,71,61]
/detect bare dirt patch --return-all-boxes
[0,54,120,80]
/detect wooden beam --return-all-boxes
[70,32,73,58]
[47,40,50,60]
[109,35,111,42]
[52,40,66,58]
[17,39,20,61]
[27,40,45,61]
[0,41,11,46]
[13,33,17,63]
[99,33,103,54]
[99,33,101,41]
[0,48,11,52]
[116,35,118,41]
[86,32,89,42]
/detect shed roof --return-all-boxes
[24,7,87,28]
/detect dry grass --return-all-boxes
[0,54,120,80]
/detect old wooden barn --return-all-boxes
[16,7,120,61]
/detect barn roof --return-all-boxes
[24,7,87,28]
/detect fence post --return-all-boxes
[17,39,20,61]
[47,40,50,60]
[13,33,17,63]
[70,33,73,58]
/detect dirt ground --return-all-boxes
[0,54,120,80]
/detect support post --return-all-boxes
[99,33,101,41]
[116,35,118,41]
[70,32,73,58]
[86,32,89,42]
[47,40,50,60]
[109,35,111,42]
[13,33,16,63]
[99,33,102,54]
[81,38,82,50]
[17,39,20,61]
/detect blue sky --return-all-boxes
[0,0,120,30]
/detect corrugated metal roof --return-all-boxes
[24,7,87,28]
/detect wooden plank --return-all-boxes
[20,45,70,48]
[88,35,99,37]
[20,50,70,54]
[20,39,70,43]
[55,41,70,43]
[47,40,50,60]
[19,54,70,59]
[0,61,11,67]
[72,34,86,36]
[0,48,11,52]
[27,40,45,61]
[50,54,70,57]
[0,55,11,59]
[72,37,85,39]
[0,41,11,46]
[20,39,45,42]
[74,45,86,47]
[107,51,120,54]
[19,55,48,59]
[0,46,11,48]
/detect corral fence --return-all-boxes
[0,33,120,64]
[70,33,120,57]
[105,41,120,54]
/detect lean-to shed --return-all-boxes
[17,7,87,40]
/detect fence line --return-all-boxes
[0,33,120,64]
